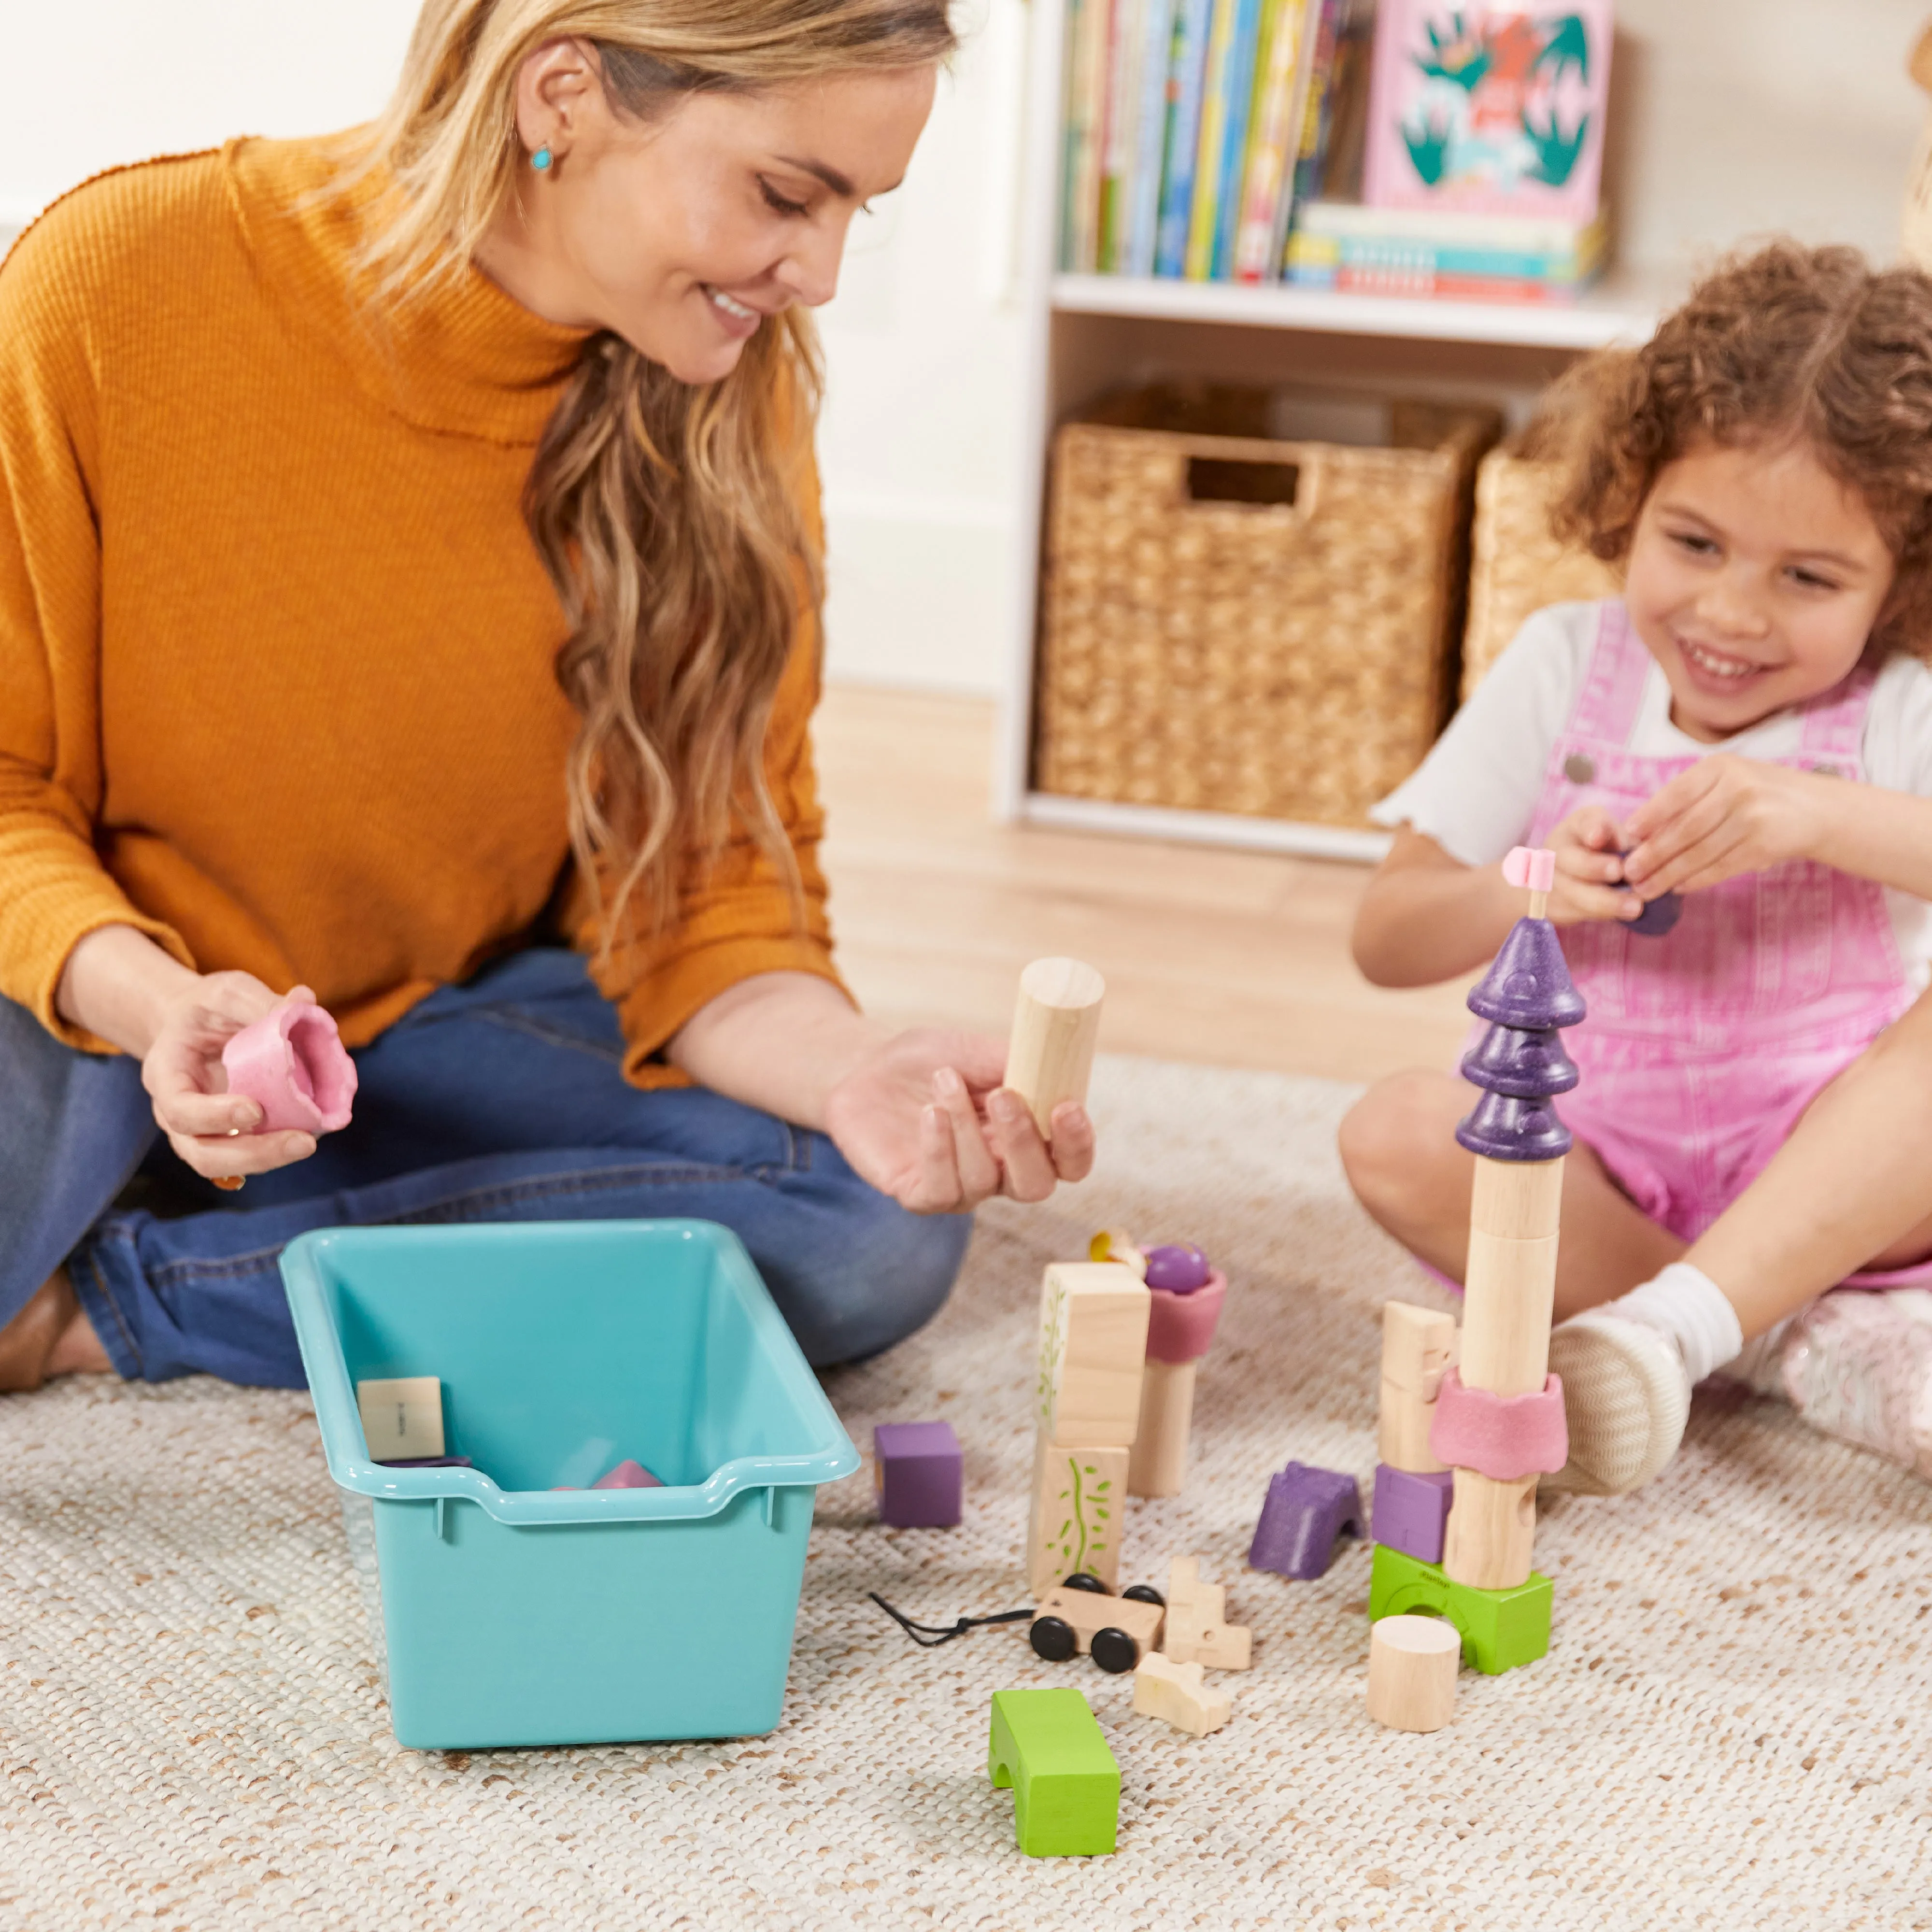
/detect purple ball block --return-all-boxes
[1370,1464,1455,1566]
[1455,1089,1573,1163]
[1466,917,1586,1031]
[1144,1243,1212,1293]
[1247,1462,1365,1580]
[874,1421,963,1528]
[1459,1023,1578,1099]
[1627,890,1683,937]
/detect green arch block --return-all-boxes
[1369,1542,1552,1675]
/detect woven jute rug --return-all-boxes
[4,1056,1931,1931]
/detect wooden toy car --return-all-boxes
[1028,1572,1166,1674]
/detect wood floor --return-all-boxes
[813,685,1471,1085]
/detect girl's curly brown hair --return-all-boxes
[1539,241,1932,658]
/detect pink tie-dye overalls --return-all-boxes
[1523,600,1932,1292]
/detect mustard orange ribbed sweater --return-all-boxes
[0,137,842,1085]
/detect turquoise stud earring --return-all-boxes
[531,145,553,173]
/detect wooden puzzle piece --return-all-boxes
[1133,1652,1232,1736]
[1162,1554,1252,1670]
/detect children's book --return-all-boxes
[1286,200,1609,293]
[1208,0,1266,277]
[1060,0,1118,270]
[1098,0,1148,271]
[1231,0,1319,283]
[1125,0,1179,273]
[1262,0,1349,286]
[1183,0,1249,278]
[1360,0,1613,222]
[1155,0,1216,275]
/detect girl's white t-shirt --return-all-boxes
[1370,600,1932,990]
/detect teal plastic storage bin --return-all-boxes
[283,1220,858,1750]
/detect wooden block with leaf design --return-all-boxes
[1035,1262,1150,1449]
[1026,1436,1129,1595]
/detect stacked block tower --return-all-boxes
[1369,846,1582,1674]
[1024,1262,1151,1594]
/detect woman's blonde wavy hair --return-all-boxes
[353,0,954,949]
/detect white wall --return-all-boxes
[0,0,1029,696]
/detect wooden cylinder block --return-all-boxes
[1458,1230,1560,1396]
[1367,1615,1461,1733]
[1004,958,1105,1138]
[1470,1154,1564,1241]
[1378,1376,1448,1474]
[1127,1357,1195,1497]
[1441,1467,1538,1591]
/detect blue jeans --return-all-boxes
[0,950,971,1386]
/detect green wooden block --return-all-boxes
[1368,1542,1552,1675]
[986,1687,1120,1857]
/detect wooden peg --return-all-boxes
[1004,957,1105,1138]
[1126,1357,1195,1497]
[1367,1614,1460,1732]
[1163,1554,1252,1670]
[1441,1468,1538,1591]
[1133,1651,1232,1736]
[1458,1228,1560,1396]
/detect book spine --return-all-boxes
[1330,239,1601,279]
[1328,263,1603,302]
[1183,0,1240,279]
[1266,0,1341,280]
[1127,0,1177,274]
[1208,0,1264,279]
[1154,0,1215,277]
[1098,0,1147,272]
[1232,0,1315,282]
[1289,0,1347,208]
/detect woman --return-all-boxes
[0,0,1092,1393]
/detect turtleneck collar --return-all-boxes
[224,132,592,447]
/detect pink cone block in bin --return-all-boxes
[1428,1369,1568,1481]
[592,1459,664,1491]
[222,1000,358,1134]
[1145,1268,1227,1364]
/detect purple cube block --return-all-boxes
[1246,1461,1365,1580]
[874,1421,963,1528]
[1370,1463,1455,1565]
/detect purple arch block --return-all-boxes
[1466,917,1586,1031]
[1247,1462,1365,1580]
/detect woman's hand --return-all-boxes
[1623,755,1831,898]
[140,972,320,1182]
[824,1025,1096,1214]
[1544,804,1648,925]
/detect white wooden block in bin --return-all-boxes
[357,1377,445,1462]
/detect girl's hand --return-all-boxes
[1624,755,1832,898]
[141,972,320,1182]
[1545,804,1647,925]
[824,1026,1096,1214]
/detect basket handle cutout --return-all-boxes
[1185,454,1307,513]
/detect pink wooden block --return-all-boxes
[1428,1369,1568,1480]
[592,1459,664,1490]
[1145,1268,1227,1364]
[221,1000,357,1134]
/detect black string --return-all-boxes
[868,1592,1033,1648]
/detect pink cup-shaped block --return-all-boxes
[221,1000,358,1134]
[1428,1368,1568,1480]
[1145,1268,1228,1364]
[591,1459,664,1490]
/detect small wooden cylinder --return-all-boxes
[1458,1230,1560,1396]
[1004,958,1105,1137]
[1367,1616,1460,1733]
[1441,1468,1538,1591]
[1127,1357,1195,1497]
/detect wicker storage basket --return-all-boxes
[1462,449,1620,698]
[1035,384,1501,829]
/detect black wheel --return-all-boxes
[1120,1584,1165,1609]
[1030,1615,1077,1662]
[1061,1572,1108,1594]
[1089,1627,1138,1675]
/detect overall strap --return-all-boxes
[1795,660,1878,771]
[1563,600,1650,746]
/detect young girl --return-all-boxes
[1340,241,1932,1496]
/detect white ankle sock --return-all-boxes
[1601,1262,1745,1386]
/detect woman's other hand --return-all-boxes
[824,1025,1096,1213]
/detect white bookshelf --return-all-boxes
[993,0,1926,859]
